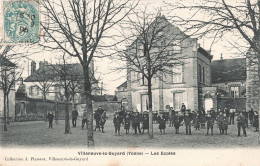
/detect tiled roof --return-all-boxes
[0,56,16,67]
[117,81,127,89]
[211,58,246,83]
[91,95,108,102]
[24,63,98,83]
[198,47,213,60]
[104,94,117,101]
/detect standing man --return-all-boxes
[242,109,249,128]
[224,107,229,118]
[72,109,79,127]
[249,108,254,125]
[132,111,141,134]
[181,103,186,114]
[223,113,229,135]
[229,109,235,125]
[81,110,88,130]
[183,110,192,135]
[237,112,247,137]
[205,113,214,136]
[173,111,182,134]
[113,112,122,136]
[47,110,54,129]
[216,111,224,135]
[253,111,259,132]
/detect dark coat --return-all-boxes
[113,116,122,128]
[158,116,166,129]
[193,116,200,128]
[132,114,141,124]
[142,115,149,129]
[173,115,182,128]
[72,110,78,119]
[124,117,131,129]
[183,114,192,125]
[206,116,214,127]
[217,115,224,130]
[253,114,259,127]
[237,115,246,127]
[47,113,54,121]
[223,116,229,130]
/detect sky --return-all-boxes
[1,0,248,95]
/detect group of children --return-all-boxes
[112,106,259,137]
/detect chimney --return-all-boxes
[39,60,48,68]
[220,53,223,60]
[19,77,23,85]
[31,61,36,75]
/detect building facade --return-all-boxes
[0,57,16,120]
[125,16,217,112]
[211,57,246,111]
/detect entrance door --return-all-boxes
[204,97,213,112]
[20,102,26,116]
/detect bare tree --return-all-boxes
[41,0,137,146]
[115,10,187,138]
[0,46,23,131]
[165,0,260,113]
[29,63,54,121]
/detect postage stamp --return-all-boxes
[2,0,40,44]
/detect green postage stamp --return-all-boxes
[2,0,40,44]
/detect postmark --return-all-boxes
[2,0,40,44]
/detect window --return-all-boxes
[202,67,205,83]
[141,94,149,111]
[230,86,239,98]
[173,64,183,83]
[198,64,202,83]
[30,85,39,96]
[138,72,147,86]
[174,93,183,111]
[173,40,181,53]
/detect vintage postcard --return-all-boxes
[0,0,260,165]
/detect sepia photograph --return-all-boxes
[0,0,260,165]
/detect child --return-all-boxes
[205,114,214,136]
[47,110,54,129]
[113,112,122,136]
[158,115,166,135]
[193,114,200,130]
[223,113,229,135]
[216,111,224,135]
[173,112,182,134]
[142,112,149,134]
[124,114,131,134]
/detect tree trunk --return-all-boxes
[148,77,153,139]
[64,97,71,134]
[3,93,7,131]
[258,58,260,123]
[44,95,47,122]
[7,94,9,124]
[83,64,94,147]
[55,101,59,125]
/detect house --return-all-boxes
[211,57,247,111]
[0,57,16,120]
[125,15,217,112]
[23,60,100,102]
[115,81,128,101]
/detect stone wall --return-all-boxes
[246,50,259,112]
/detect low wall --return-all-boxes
[217,97,246,111]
